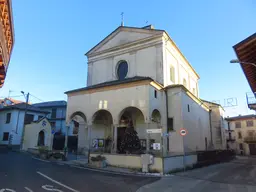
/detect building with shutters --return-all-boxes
[226,115,256,155]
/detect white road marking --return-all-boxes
[0,189,16,192]
[32,157,50,163]
[24,187,33,192]
[69,165,160,177]
[42,185,63,192]
[37,171,79,192]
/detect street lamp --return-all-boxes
[230,59,256,68]
[20,91,30,150]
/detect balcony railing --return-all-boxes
[246,92,256,109]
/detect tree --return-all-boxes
[120,120,141,154]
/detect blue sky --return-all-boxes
[0,0,255,117]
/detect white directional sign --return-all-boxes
[146,129,162,134]
[153,143,161,150]
[179,128,188,136]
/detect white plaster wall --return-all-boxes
[164,41,199,97]
[166,87,211,153]
[166,87,183,153]
[164,154,197,173]
[0,110,47,145]
[181,91,211,152]
[89,46,162,86]
[22,119,52,151]
[66,85,151,125]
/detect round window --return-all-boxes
[117,61,128,80]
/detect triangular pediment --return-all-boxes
[86,26,164,56]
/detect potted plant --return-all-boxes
[90,155,107,168]
[38,146,49,159]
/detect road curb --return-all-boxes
[31,155,172,178]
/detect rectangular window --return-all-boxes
[246,120,253,127]
[235,122,241,128]
[238,132,242,139]
[6,113,11,124]
[239,143,243,150]
[25,114,34,125]
[51,109,57,118]
[167,118,173,132]
[154,90,157,98]
[170,66,175,83]
[2,132,9,141]
[187,104,190,112]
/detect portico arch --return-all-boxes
[91,110,113,153]
[151,109,161,124]
[68,111,88,153]
[117,107,146,153]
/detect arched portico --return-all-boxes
[68,111,88,154]
[91,110,113,153]
[115,107,146,153]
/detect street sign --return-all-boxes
[179,128,187,136]
[146,129,162,134]
[153,143,161,150]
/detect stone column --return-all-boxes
[146,123,150,153]
[112,124,118,153]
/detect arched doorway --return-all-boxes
[91,110,113,153]
[38,130,45,146]
[68,111,87,154]
[117,107,145,153]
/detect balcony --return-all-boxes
[246,92,256,110]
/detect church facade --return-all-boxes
[65,25,225,159]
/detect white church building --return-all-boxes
[65,25,226,172]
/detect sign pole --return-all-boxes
[182,135,185,172]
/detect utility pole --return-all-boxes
[20,92,29,150]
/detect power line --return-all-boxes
[29,94,44,102]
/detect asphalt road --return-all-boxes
[0,149,158,192]
[137,157,256,192]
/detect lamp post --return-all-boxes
[20,91,29,150]
[230,59,256,67]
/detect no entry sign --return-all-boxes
[179,128,187,136]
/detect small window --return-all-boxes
[167,118,173,132]
[239,143,243,150]
[187,104,190,112]
[51,109,57,118]
[235,122,241,128]
[183,78,187,87]
[170,66,175,83]
[154,90,157,98]
[2,132,9,141]
[238,132,242,139]
[246,120,253,127]
[6,113,11,124]
[25,114,34,125]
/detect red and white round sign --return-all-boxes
[179,128,187,136]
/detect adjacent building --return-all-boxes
[202,100,227,150]
[232,33,256,110]
[33,101,72,135]
[226,115,256,155]
[0,103,49,147]
[65,24,224,160]
[0,0,15,88]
